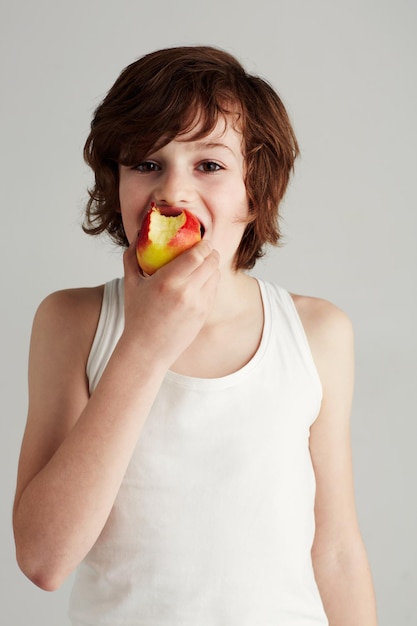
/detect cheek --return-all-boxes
[119,181,148,227]
[232,193,250,228]
[216,215,247,257]
[233,178,250,213]
[117,186,128,212]
[118,180,135,210]
[118,200,139,245]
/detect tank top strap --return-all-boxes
[86,277,124,394]
[259,280,322,399]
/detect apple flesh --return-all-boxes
[136,203,202,275]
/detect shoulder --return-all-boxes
[35,285,104,322]
[291,293,353,344]
[290,293,354,385]
[32,285,105,363]
[36,284,104,316]
[34,285,104,331]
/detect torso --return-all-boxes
[69,276,329,625]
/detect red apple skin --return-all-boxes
[136,204,202,275]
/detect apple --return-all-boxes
[136,203,202,275]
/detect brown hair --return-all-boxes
[83,45,299,270]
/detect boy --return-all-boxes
[14,46,377,625]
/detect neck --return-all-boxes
[204,268,257,327]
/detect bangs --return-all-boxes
[118,93,241,167]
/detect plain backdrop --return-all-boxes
[1,1,416,624]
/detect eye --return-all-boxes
[198,161,223,173]
[133,161,160,173]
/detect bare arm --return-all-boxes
[13,240,219,591]
[294,296,378,626]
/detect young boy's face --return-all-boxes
[118,116,249,272]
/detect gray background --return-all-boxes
[1,0,416,624]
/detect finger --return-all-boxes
[158,240,215,279]
[189,248,220,286]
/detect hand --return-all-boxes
[121,238,220,367]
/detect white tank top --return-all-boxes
[69,277,328,625]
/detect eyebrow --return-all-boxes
[193,141,235,153]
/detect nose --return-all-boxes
[153,166,194,207]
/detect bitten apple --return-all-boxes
[136,203,202,275]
